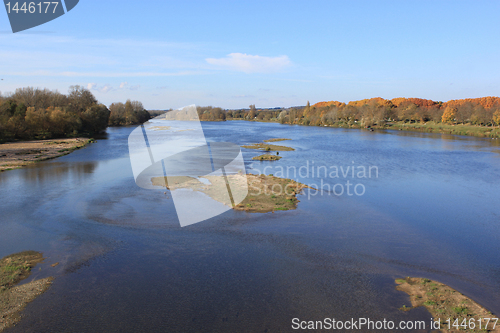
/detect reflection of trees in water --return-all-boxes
[20,162,97,183]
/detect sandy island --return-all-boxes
[263,138,291,143]
[241,142,295,152]
[0,138,94,172]
[0,251,53,332]
[152,173,311,213]
[396,277,500,332]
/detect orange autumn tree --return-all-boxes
[312,101,345,108]
[443,97,500,110]
[441,106,457,123]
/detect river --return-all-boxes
[1,120,499,332]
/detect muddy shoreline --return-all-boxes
[0,138,94,172]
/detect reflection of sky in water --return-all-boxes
[1,121,500,332]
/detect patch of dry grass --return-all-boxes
[242,143,294,151]
[396,277,500,332]
[263,138,291,142]
[252,154,282,161]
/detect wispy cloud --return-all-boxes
[0,34,207,78]
[7,70,205,77]
[206,53,292,74]
[100,84,113,93]
[87,83,113,93]
[232,94,256,98]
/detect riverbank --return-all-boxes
[378,121,500,138]
[396,277,500,332]
[0,138,94,172]
[312,121,500,138]
[224,118,500,139]
[0,251,53,332]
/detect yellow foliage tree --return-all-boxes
[441,107,457,123]
[493,110,500,126]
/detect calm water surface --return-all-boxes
[1,121,499,332]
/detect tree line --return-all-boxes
[196,96,500,128]
[0,86,150,142]
[108,100,150,126]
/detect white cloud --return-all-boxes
[100,84,113,93]
[206,53,292,73]
[87,83,113,93]
[119,82,128,89]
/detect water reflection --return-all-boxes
[1,161,97,184]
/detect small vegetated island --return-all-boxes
[152,138,310,213]
[152,173,310,213]
[396,277,500,332]
[243,138,293,161]
[0,251,52,332]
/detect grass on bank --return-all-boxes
[386,121,500,138]
[0,251,43,291]
[0,251,53,332]
[317,120,500,139]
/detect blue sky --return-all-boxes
[1,0,499,109]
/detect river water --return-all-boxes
[1,120,499,332]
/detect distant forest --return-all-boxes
[197,97,500,128]
[0,86,150,142]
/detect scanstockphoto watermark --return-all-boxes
[251,161,379,198]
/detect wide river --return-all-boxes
[1,120,499,332]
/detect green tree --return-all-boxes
[248,104,256,119]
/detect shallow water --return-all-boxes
[1,121,499,332]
